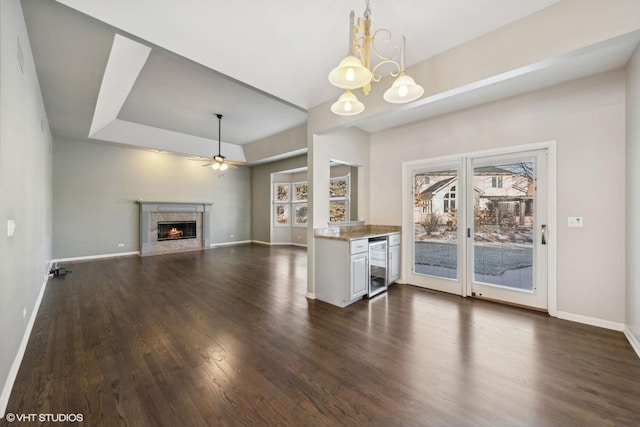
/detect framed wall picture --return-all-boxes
[294,203,308,226]
[274,183,290,202]
[274,204,290,226]
[293,182,308,201]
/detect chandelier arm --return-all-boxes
[353,26,402,82]
[370,59,401,82]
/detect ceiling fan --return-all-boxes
[191,114,247,170]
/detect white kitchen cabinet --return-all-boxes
[316,238,368,307]
[350,252,369,300]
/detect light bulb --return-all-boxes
[399,85,409,97]
[346,67,355,82]
[344,101,352,112]
[211,163,220,170]
[220,163,228,171]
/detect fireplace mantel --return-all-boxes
[137,201,212,256]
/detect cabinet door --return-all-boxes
[388,244,400,284]
[350,253,368,299]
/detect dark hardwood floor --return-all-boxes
[3,244,640,426]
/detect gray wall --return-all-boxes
[251,155,306,243]
[0,0,53,415]
[52,138,251,259]
[627,45,640,350]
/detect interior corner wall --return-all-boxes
[369,69,626,326]
[52,137,251,259]
[250,154,306,244]
[0,0,53,416]
[626,45,640,350]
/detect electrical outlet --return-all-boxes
[117,243,125,247]
[23,307,27,319]
[568,217,583,228]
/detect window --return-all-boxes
[274,204,290,226]
[273,183,291,226]
[444,186,456,213]
[492,176,503,188]
[329,176,350,222]
[292,182,308,226]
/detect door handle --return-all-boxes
[541,224,547,245]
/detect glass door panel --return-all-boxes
[409,164,463,295]
[473,161,534,290]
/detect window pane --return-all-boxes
[330,200,348,222]
[414,169,458,280]
[473,161,534,290]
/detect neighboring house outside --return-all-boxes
[415,165,534,237]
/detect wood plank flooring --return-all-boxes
[4,244,640,426]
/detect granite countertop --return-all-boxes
[314,224,401,241]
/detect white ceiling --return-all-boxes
[23,0,636,163]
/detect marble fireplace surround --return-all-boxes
[137,201,212,256]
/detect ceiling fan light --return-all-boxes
[220,163,228,171]
[328,55,372,89]
[383,73,424,104]
[331,90,365,116]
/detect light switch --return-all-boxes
[7,219,16,237]
[568,217,583,228]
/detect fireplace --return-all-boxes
[157,221,197,241]
[137,202,212,256]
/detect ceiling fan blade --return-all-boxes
[189,156,210,162]
[227,160,248,166]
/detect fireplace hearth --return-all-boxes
[157,221,197,241]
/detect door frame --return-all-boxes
[401,141,557,316]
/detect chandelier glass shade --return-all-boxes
[330,89,365,116]
[328,1,424,116]
[328,55,372,89]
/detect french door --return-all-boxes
[404,145,552,311]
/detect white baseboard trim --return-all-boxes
[624,327,640,359]
[305,292,316,299]
[53,251,139,263]
[0,261,53,419]
[556,311,625,332]
[250,240,307,248]
[209,240,252,248]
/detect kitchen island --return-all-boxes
[314,224,401,307]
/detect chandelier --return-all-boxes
[328,0,424,116]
